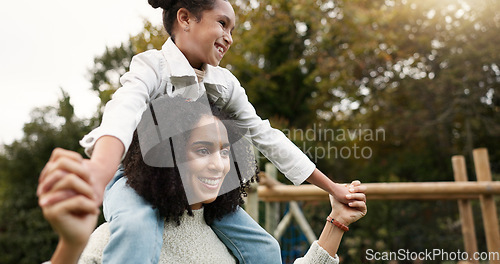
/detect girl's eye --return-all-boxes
[219,20,226,27]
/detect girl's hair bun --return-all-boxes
[148,0,176,9]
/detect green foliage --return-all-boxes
[89,41,135,113]
[225,0,499,262]
[222,0,321,127]
[1,0,498,263]
[88,20,168,112]
[0,91,91,263]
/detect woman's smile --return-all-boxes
[196,176,223,189]
[181,115,231,207]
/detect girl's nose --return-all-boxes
[224,31,233,46]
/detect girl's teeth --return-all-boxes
[218,47,224,53]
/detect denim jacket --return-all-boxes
[80,38,315,185]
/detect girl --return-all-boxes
[38,0,353,263]
[39,97,367,264]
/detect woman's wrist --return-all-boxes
[326,215,349,232]
[329,212,351,227]
[51,239,86,264]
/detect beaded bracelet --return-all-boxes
[326,216,349,232]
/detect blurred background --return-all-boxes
[0,0,498,263]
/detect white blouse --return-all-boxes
[79,37,316,186]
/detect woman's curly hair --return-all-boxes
[123,96,258,225]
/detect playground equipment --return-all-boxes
[246,148,500,264]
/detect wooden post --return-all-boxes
[452,155,479,264]
[246,181,259,221]
[473,148,500,264]
[257,182,500,202]
[245,148,261,221]
[265,163,279,233]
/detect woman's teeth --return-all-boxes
[198,177,220,186]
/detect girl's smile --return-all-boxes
[176,0,235,69]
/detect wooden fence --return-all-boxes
[246,148,500,264]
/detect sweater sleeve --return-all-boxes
[293,241,340,264]
[80,50,164,159]
[222,72,316,185]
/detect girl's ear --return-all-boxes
[177,8,192,29]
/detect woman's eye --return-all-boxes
[220,149,230,157]
[197,148,210,155]
[219,20,226,27]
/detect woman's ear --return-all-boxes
[177,8,192,31]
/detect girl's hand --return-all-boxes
[38,148,108,206]
[38,148,93,206]
[40,173,99,247]
[330,182,352,204]
[39,169,100,264]
[329,180,367,226]
[38,149,99,245]
[331,180,366,206]
[38,148,101,264]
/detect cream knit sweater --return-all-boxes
[46,208,339,264]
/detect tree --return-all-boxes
[89,20,167,116]
[0,90,91,264]
[10,0,495,261]
[223,0,499,261]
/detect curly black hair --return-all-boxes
[123,96,258,225]
[148,0,228,38]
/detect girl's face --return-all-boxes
[182,115,231,209]
[180,0,235,69]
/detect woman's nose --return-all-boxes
[208,152,225,173]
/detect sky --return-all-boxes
[0,1,163,145]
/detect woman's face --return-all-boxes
[181,115,231,208]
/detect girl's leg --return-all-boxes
[210,207,282,264]
[102,167,164,264]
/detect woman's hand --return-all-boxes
[38,149,100,263]
[38,148,93,206]
[40,172,100,246]
[316,180,367,257]
[329,180,367,226]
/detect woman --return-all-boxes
[39,97,367,263]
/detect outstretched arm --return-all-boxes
[317,180,367,256]
[306,168,354,205]
[223,79,356,206]
[38,149,100,264]
[295,180,367,263]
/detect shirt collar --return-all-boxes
[162,38,226,87]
